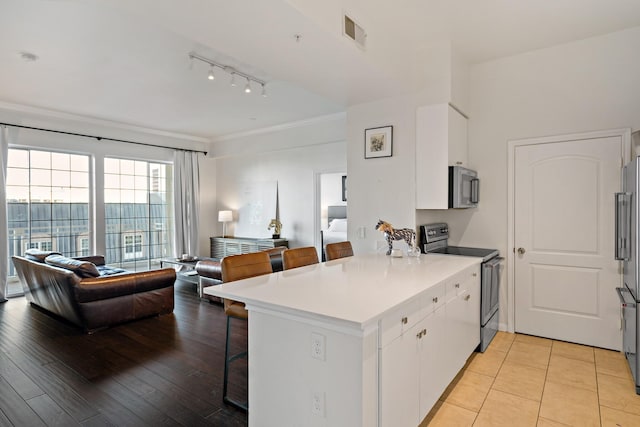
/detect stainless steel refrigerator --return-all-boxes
[616,156,640,394]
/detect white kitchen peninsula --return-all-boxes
[204,253,481,427]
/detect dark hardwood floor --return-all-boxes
[0,280,248,426]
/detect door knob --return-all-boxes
[517,247,526,255]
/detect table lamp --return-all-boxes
[218,210,233,238]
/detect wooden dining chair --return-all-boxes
[220,251,273,411]
[282,246,319,270]
[325,241,354,261]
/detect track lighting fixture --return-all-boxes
[188,51,267,96]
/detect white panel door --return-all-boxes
[514,136,622,349]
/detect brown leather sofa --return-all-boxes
[12,250,176,333]
[196,247,285,301]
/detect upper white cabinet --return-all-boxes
[416,103,468,209]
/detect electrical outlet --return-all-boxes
[311,332,325,361]
[311,391,325,417]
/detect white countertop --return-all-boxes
[203,253,481,330]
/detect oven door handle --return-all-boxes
[617,287,635,307]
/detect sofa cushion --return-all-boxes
[45,254,101,278]
[97,265,128,276]
[24,248,62,263]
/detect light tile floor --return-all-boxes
[421,332,640,426]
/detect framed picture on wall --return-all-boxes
[342,175,347,201]
[364,125,393,159]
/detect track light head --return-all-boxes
[188,52,268,96]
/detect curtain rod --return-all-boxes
[0,122,208,155]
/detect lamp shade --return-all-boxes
[218,210,233,222]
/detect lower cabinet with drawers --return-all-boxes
[379,264,480,426]
[204,254,482,426]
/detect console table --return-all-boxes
[210,237,288,258]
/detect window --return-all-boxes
[79,237,90,257]
[104,158,173,270]
[123,233,144,260]
[24,240,53,252]
[6,149,91,296]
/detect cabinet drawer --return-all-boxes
[379,298,423,348]
[446,269,469,301]
[422,283,445,314]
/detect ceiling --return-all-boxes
[1,0,639,141]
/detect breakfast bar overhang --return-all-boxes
[205,253,482,427]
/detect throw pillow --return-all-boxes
[44,254,100,278]
[96,265,128,276]
[24,249,62,263]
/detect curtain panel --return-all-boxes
[173,151,200,257]
[0,127,10,302]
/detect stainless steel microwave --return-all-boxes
[449,166,479,208]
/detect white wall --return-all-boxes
[348,26,640,330]
[346,42,469,255]
[214,141,346,249]
[207,114,346,251]
[198,156,217,255]
[347,93,422,254]
[444,26,640,328]
[456,25,640,251]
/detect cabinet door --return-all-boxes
[448,105,468,167]
[419,306,447,420]
[416,104,449,209]
[380,321,422,427]
[461,269,481,355]
[416,104,469,209]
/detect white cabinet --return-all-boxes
[418,304,446,420]
[448,106,468,167]
[415,103,468,209]
[445,268,481,375]
[379,318,422,426]
[379,265,480,427]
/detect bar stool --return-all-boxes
[324,241,354,261]
[282,246,319,270]
[221,251,273,411]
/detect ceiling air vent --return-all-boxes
[343,14,366,49]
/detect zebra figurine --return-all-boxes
[375,220,417,255]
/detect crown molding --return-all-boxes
[212,111,347,142]
[0,100,210,143]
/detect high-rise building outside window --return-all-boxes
[104,158,173,271]
[6,149,91,296]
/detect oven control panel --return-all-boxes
[421,223,449,244]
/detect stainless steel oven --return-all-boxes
[421,223,502,352]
